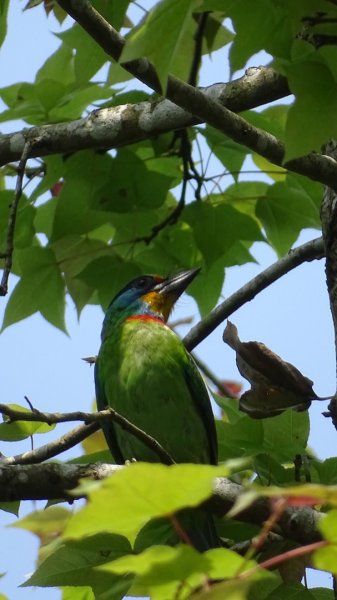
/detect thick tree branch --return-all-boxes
[0,462,323,546]
[184,237,324,351]
[56,0,337,191]
[0,68,289,166]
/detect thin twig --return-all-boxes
[235,497,288,576]
[188,12,209,87]
[192,353,239,399]
[183,237,325,351]
[0,141,31,295]
[169,513,194,546]
[0,403,175,465]
[238,540,326,581]
[134,156,188,246]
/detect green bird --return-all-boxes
[95,268,219,550]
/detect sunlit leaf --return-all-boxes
[65,463,229,542]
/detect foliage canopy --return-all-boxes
[1,0,337,599]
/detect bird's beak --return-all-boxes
[154,268,200,300]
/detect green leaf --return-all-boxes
[51,152,113,240]
[0,190,36,249]
[68,450,112,466]
[284,60,337,160]
[94,0,130,31]
[188,259,225,317]
[313,457,337,485]
[48,84,113,122]
[58,24,107,83]
[201,126,248,180]
[260,409,309,463]
[155,221,200,269]
[253,454,295,486]
[51,235,115,313]
[97,150,177,213]
[0,404,54,441]
[120,0,202,90]
[52,235,111,278]
[223,181,269,220]
[219,0,292,72]
[100,545,259,599]
[309,589,335,600]
[0,0,9,48]
[22,533,132,598]
[216,416,263,462]
[12,506,71,535]
[251,155,287,182]
[0,82,48,125]
[242,105,289,141]
[217,399,309,463]
[36,43,75,85]
[248,577,283,600]
[317,509,337,543]
[64,463,229,542]
[77,256,141,309]
[314,542,337,576]
[265,583,317,600]
[184,200,263,267]
[256,173,322,255]
[31,155,65,203]
[34,198,58,238]
[61,588,94,600]
[203,15,234,54]
[2,247,67,332]
[318,45,337,83]
[34,79,67,114]
[0,501,20,516]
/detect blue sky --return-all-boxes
[0,2,335,597]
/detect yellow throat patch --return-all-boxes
[141,291,175,322]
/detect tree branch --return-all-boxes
[188,11,209,87]
[0,142,31,295]
[1,422,100,465]
[0,404,174,465]
[183,237,324,351]
[0,463,323,547]
[0,67,289,166]
[56,0,337,191]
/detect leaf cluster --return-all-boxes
[0,0,335,598]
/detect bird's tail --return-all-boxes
[134,509,220,552]
[177,508,221,552]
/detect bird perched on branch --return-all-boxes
[95,268,219,550]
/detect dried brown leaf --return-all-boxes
[223,321,317,418]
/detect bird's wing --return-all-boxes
[94,358,125,464]
[183,353,218,465]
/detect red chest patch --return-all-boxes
[126,315,165,325]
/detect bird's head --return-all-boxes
[104,268,200,329]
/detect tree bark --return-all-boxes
[0,462,323,546]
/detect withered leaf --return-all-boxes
[223,321,317,418]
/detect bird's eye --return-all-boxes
[135,276,151,289]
